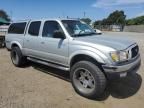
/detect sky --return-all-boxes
[0,0,144,21]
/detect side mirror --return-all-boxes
[94,29,102,35]
[53,30,66,39]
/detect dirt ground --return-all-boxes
[0,32,144,108]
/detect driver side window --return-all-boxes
[42,21,63,38]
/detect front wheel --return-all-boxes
[70,61,107,99]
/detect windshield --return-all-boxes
[62,20,96,37]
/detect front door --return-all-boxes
[38,21,69,66]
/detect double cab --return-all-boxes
[6,19,141,99]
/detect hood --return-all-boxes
[74,35,135,50]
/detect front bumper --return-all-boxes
[102,55,141,79]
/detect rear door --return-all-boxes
[23,21,42,57]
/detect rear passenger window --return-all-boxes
[42,21,63,37]
[8,22,26,34]
[28,21,41,36]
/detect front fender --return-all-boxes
[68,50,108,65]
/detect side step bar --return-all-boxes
[27,57,70,71]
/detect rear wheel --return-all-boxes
[11,47,27,67]
[70,61,107,99]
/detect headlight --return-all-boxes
[110,51,128,62]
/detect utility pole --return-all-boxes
[10,11,13,21]
[84,11,86,18]
[62,12,65,18]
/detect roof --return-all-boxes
[12,18,80,23]
[0,17,9,24]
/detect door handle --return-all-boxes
[41,42,45,44]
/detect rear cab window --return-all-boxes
[28,21,41,36]
[8,22,27,34]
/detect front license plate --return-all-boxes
[120,73,127,78]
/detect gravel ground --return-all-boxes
[0,32,144,108]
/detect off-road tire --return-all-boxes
[70,61,107,99]
[11,47,27,67]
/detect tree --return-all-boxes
[126,19,135,25]
[126,16,144,25]
[93,20,102,28]
[0,10,11,22]
[101,18,109,25]
[93,10,126,27]
[81,18,92,25]
[106,10,126,25]
[93,20,102,25]
[93,18,109,29]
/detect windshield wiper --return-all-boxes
[87,32,97,35]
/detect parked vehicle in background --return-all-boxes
[94,29,102,34]
[5,19,141,99]
[0,25,9,47]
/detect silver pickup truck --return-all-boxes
[5,19,141,99]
